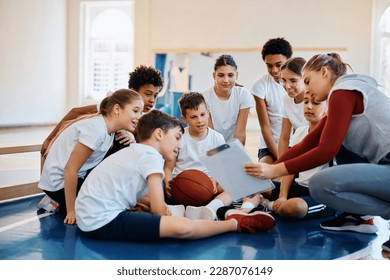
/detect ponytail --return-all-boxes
[99,89,142,116]
[303,53,353,79]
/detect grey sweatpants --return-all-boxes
[309,163,390,220]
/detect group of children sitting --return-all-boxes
[36,38,390,252]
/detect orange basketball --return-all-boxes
[170,169,215,206]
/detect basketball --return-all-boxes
[170,169,215,206]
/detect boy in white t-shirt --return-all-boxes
[251,37,292,164]
[164,92,257,220]
[75,110,275,241]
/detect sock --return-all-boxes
[230,218,238,231]
[267,201,274,211]
[241,201,255,210]
[206,199,224,212]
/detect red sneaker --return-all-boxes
[227,211,275,233]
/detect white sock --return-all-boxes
[206,199,224,212]
[230,218,238,231]
[241,201,255,210]
[267,201,274,211]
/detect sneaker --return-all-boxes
[224,208,251,220]
[259,195,272,211]
[185,206,216,220]
[167,204,185,217]
[37,194,59,213]
[320,212,378,234]
[382,238,390,252]
[226,211,275,233]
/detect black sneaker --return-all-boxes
[382,238,390,252]
[320,212,378,234]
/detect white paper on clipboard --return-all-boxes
[199,139,275,201]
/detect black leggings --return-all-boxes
[44,177,85,213]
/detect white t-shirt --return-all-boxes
[75,144,164,232]
[173,126,225,177]
[39,115,114,192]
[201,85,253,142]
[251,74,286,149]
[282,95,307,130]
[289,126,328,187]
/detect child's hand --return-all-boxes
[273,197,287,214]
[210,178,218,194]
[115,130,135,145]
[64,210,77,225]
[165,180,173,198]
[131,201,151,213]
[210,178,224,194]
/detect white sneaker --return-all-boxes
[37,195,59,213]
[185,206,216,220]
[167,204,185,217]
[259,195,273,211]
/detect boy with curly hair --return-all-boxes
[251,37,293,164]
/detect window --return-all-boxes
[378,6,390,96]
[80,1,134,102]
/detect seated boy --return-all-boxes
[164,92,260,220]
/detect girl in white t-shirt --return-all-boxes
[278,57,308,157]
[201,54,253,145]
[39,89,143,225]
[164,92,246,220]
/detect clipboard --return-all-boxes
[199,139,275,201]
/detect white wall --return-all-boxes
[0,0,66,126]
[0,0,376,126]
[146,0,372,74]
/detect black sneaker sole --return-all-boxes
[382,239,390,252]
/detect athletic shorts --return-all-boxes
[258,148,276,161]
[80,210,161,241]
[268,180,336,219]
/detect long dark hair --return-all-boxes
[214,54,238,71]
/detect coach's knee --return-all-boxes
[308,170,331,203]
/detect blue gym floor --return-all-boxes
[1,194,388,260]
